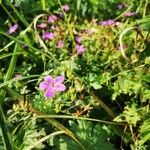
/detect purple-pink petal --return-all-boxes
[54,76,65,83]
[55,83,66,92]
[117,3,127,10]
[75,36,82,44]
[39,75,66,98]
[45,87,55,98]
[44,76,54,84]
[57,40,64,48]
[62,4,70,12]
[123,11,136,17]
[37,23,47,29]
[8,24,18,34]
[48,15,58,23]
[100,19,116,26]
[76,44,85,55]
[39,82,49,90]
[42,32,55,40]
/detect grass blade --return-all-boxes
[0,105,13,150]
[0,43,20,150]
[26,131,65,150]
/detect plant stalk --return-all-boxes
[0,43,20,150]
[0,105,13,150]
[40,0,46,10]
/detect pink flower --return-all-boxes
[123,11,136,17]
[37,23,47,29]
[76,44,85,55]
[42,32,55,40]
[48,15,58,23]
[117,3,128,10]
[118,44,128,50]
[57,40,64,48]
[75,36,82,44]
[14,74,22,79]
[84,29,93,35]
[39,76,66,98]
[100,19,116,26]
[62,4,70,12]
[8,24,18,34]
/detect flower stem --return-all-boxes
[40,0,46,10]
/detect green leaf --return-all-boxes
[0,130,4,150]
[140,119,150,144]
[8,111,46,150]
[114,104,141,126]
[50,120,115,150]
[91,82,102,89]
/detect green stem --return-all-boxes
[37,115,126,125]
[0,43,20,102]
[5,44,19,81]
[143,0,148,18]
[0,105,13,150]
[0,10,20,148]
[5,87,24,100]
[7,1,29,27]
[40,0,46,10]
[0,3,16,22]
[26,131,65,150]
[0,75,39,89]
[0,42,20,150]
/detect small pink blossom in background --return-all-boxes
[8,24,18,34]
[75,36,82,44]
[14,74,22,79]
[42,32,55,40]
[84,29,93,35]
[37,23,47,29]
[39,75,66,98]
[117,3,128,10]
[76,44,85,55]
[48,15,58,23]
[123,11,136,17]
[51,25,59,31]
[118,44,128,50]
[57,40,64,48]
[100,19,116,26]
[62,4,70,12]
